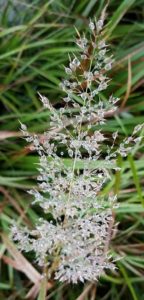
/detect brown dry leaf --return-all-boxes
[2,233,41,284]
[25,283,40,299]
[0,187,30,226]
[75,283,94,300]
[0,131,22,140]
[25,280,53,300]
[2,255,23,271]
[2,234,53,299]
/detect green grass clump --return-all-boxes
[0,0,144,299]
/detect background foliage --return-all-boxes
[0,0,144,299]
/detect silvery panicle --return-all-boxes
[11,18,143,284]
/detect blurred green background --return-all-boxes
[0,0,144,299]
